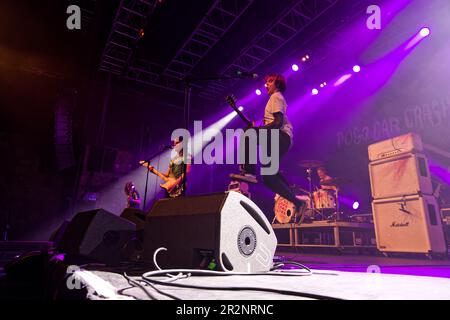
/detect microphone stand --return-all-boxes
[141,145,170,210]
[180,73,256,197]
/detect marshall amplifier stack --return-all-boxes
[368,133,447,256]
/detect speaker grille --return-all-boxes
[237,226,257,256]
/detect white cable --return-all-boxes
[152,247,189,280]
[142,268,311,279]
[153,247,167,271]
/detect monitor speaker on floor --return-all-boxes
[58,209,136,265]
[143,191,277,272]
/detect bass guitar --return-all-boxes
[139,161,183,198]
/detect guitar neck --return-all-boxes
[230,104,252,127]
[151,168,169,182]
[141,162,169,181]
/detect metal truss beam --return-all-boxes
[161,0,255,79]
[199,0,339,99]
[99,0,158,75]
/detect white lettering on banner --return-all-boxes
[337,97,450,147]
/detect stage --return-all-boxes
[70,251,450,300]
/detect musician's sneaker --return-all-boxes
[294,200,308,224]
[229,173,258,184]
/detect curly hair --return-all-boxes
[264,73,287,92]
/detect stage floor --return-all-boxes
[76,265,450,300]
[72,250,450,300]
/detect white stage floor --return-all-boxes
[75,268,450,300]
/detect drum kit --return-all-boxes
[274,160,352,224]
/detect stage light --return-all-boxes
[255,89,262,96]
[320,83,324,88]
[353,201,360,210]
[419,27,430,37]
[334,74,352,86]
[353,65,361,73]
[238,106,244,111]
[311,88,319,95]
[301,54,310,62]
[292,64,299,72]
[406,27,431,50]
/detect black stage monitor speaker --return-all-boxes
[143,191,277,272]
[59,209,136,265]
[120,208,147,231]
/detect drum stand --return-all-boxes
[306,168,323,220]
[332,188,341,221]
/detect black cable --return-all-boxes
[138,278,182,300]
[141,275,342,300]
[270,260,312,273]
[122,273,157,300]
[123,273,182,300]
[116,286,143,300]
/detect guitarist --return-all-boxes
[164,137,191,197]
[142,137,191,198]
[236,73,306,215]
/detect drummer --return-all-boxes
[317,167,337,191]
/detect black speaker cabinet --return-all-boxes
[120,208,147,231]
[58,209,136,265]
[143,191,277,272]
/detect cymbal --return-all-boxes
[298,160,324,168]
[320,178,352,186]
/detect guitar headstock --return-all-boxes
[225,94,237,107]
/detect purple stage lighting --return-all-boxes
[292,64,299,72]
[238,106,244,111]
[353,65,361,73]
[311,88,319,95]
[419,27,430,37]
[255,89,262,96]
[353,202,360,210]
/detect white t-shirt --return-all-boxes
[263,91,293,140]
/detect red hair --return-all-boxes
[264,73,286,92]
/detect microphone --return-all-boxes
[236,71,258,79]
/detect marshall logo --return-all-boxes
[391,222,409,227]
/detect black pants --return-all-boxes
[242,129,302,207]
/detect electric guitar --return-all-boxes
[139,161,183,198]
[225,94,254,128]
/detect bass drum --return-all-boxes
[274,194,309,224]
[274,195,296,223]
